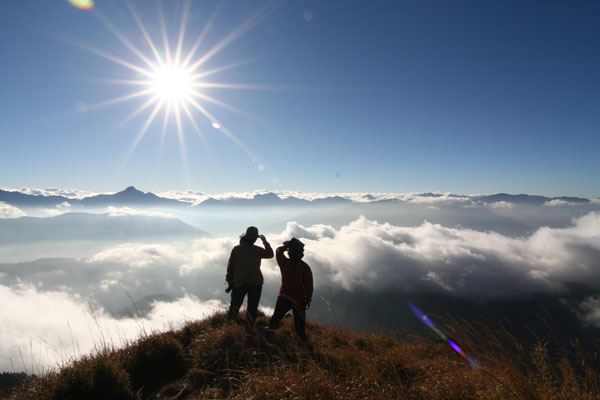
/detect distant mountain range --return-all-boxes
[472,193,589,205]
[0,212,206,242]
[0,186,592,209]
[0,186,183,208]
[198,192,352,207]
[79,186,183,207]
[0,186,354,208]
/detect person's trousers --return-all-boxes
[269,296,307,340]
[226,284,262,325]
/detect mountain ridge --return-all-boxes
[0,186,592,209]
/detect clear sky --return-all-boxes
[1,0,599,197]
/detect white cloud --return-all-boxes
[487,201,514,209]
[0,283,225,372]
[271,213,600,297]
[423,271,455,292]
[543,199,579,207]
[151,190,208,205]
[178,237,234,276]
[105,206,176,218]
[0,202,26,219]
[272,191,399,203]
[2,187,98,199]
[401,193,475,205]
[88,242,185,268]
[278,221,336,241]
[87,238,234,274]
[579,295,600,328]
[39,209,67,217]
[146,296,224,323]
[23,202,72,218]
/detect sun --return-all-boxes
[150,64,194,105]
[66,1,281,177]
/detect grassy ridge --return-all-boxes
[8,312,600,399]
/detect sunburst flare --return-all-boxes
[68,0,280,177]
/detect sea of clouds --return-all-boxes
[1,209,600,371]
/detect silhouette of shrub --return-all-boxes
[124,333,185,393]
[35,356,133,400]
[190,324,247,384]
[177,322,207,348]
[0,372,30,393]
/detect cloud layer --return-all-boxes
[1,187,99,199]
[282,213,600,297]
[0,283,225,373]
[2,212,600,371]
[3,212,600,306]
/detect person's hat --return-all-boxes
[283,237,304,249]
[240,226,259,240]
[283,237,305,259]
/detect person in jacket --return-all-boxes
[226,226,273,325]
[268,237,313,341]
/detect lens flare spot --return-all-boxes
[408,301,479,369]
[448,339,463,355]
[303,10,313,22]
[68,0,93,10]
[211,122,221,129]
[76,101,89,112]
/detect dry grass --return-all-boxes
[6,311,600,399]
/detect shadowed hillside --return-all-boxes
[7,312,600,399]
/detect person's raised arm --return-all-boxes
[276,245,288,267]
[259,234,274,258]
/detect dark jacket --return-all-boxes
[226,241,273,286]
[276,246,313,303]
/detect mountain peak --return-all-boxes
[123,186,140,193]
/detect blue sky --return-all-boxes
[1,0,599,197]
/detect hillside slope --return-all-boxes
[9,312,600,399]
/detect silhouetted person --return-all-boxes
[226,226,273,326]
[269,238,313,341]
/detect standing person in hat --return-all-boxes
[225,226,273,325]
[268,237,313,341]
